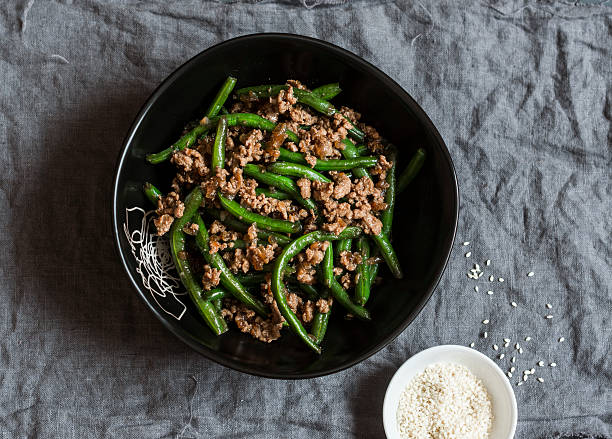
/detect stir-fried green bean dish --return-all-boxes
[144,77,425,354]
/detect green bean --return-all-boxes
[146,113,299,164]
[322,241,335,288]
[335,238,352,259]
[255,187,292,200]
[271,228,362,354]
[371,233,403,278]
[218,239,246,250]
[311,304,331,345]
[213,298,222,312]
[292,88,335,116]
[243,164,318,212]
[355,144,369,156]
[311,83,342,100]
[340,139,369,178]
[321,242,371,320]
[143,182,162,205]
[217,192,302,234]
[267,161,331,183]
[235,85,364,141]
[193,213,269,317]
[298,283,319,300]
[369,262,379,285]
[203,288,230,302]
[211,115,228,170]
[205,76,237,118]
[203,208,292,246]
[277,148,378,171]
[397,148,426,193]
[354,238,371,305]
[380,148,396,236]
[235,84,287,99]
[169,188,227,335]
[235,272,268,286]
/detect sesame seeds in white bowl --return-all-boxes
[383,345,517,439]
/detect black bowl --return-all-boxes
[112,33,458,378]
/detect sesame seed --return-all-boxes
[537,377,544,382]
[510,366,515,372]
[503,338,511,343]
[487,290,493,295]
[515,343,520,349]
[511,357,516,363]
[519,347,524,354]
[493,344,499,351]
[517,382,522,386]
[546,303,552,309]
[463,241,470,246]
[470,269,478,274]
[545,315,553,319]
[503,342,509,347]
[507,372,512,378]
[474,286,479,292]
[467,273,475,279]
[525,336,531,341]
[550,363,557,367]
[527,272,535,277]
[482,319,490,324]
[465,252,472,258]
[530,368,535,373]
[523,370,531,375]
[469,342,475,348]
[559,337,565,343]
[489,275,494,282]
[475,264,481,271]
[486,260,491,266]
[538,361,544,367]
[523,375,528,381]
[511,302,517,307]
[477,272,484,278]
[499,354,505,359]
[498,277,504,282]
[483,331,488,338]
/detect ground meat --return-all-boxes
[171,148,210,183]
[300,300,314,323]
[361,124,384,153]
[289,106,318,125]
[221,300,283,343]
[275,86,297,114]
[333,267,343,276]
[239,183,301,222]
[286,292,302,314]
[182,222,199,236]
[295,241,329,284]
[296,178,311,199]
[208,220,241,253]
[340,272,354,289]
[286,79,307,90]
[153,192,185,236]
[316,298,332,314]
[331,172,352,199]
[230,129,264,168]
[201,265,221,290]
[265,123,287,161]
[248,244,277,270]
[339,250,363,271]
[153,214,174,236]
[223,248,250,273]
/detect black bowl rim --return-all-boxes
[112,33,459,379]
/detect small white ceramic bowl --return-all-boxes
[383,344,517,439]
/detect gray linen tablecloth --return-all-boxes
[1,1,610,437]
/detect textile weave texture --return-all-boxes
[0,0,610,437]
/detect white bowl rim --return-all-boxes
[382,344,518,439]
